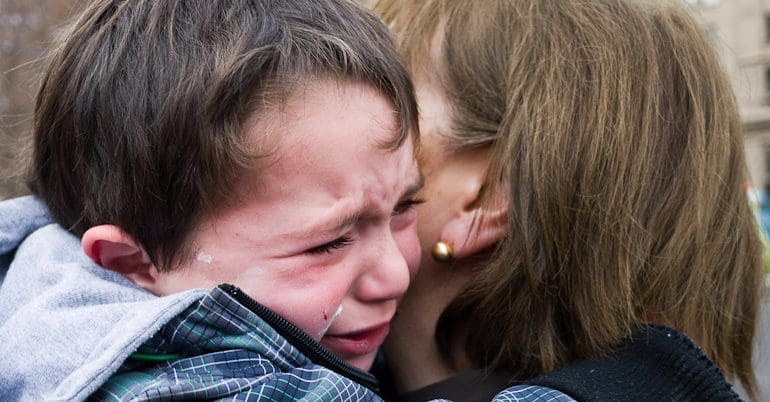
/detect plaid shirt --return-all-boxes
[492,386,576,401]
[89,287,381,401]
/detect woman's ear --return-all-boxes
[81,225,162,290]
[440,203,507,260]
[439,179,508,261]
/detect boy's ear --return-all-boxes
[81,225,161,290]
[439,180,508,261]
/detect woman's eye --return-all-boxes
[306,236,354,255]
[392,198,426,216]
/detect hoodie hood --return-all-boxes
[0,195,49,284]
[0,196,207,401]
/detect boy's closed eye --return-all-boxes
[392,198,425,216]
[304,198,424,256]
[306,236,354,255]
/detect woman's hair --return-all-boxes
[376,0,764,398]
[29,0,417,270]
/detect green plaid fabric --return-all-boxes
[89,288,381,401]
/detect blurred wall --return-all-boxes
[0,0,76,200]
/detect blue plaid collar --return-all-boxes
[90,286,382,401]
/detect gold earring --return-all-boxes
[431,241,453,262]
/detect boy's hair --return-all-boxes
[29,0,417,270]
[377,0,763,399]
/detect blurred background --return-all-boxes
[0,0,73,198]
[3,0,770,203]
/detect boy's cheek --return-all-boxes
[264,290,346,340]
[313,304,345,339]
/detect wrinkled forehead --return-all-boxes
[256,79,412,154]
[253,82,418,208]
[238,78,416,180]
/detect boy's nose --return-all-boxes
[355,232,411,302]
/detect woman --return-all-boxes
[375,0,764,400]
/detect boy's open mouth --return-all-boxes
[321,322,391,357]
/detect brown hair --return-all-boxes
[377,0,764,398]
[29,0,417,270]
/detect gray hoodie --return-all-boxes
[0,196,206,401]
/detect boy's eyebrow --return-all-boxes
[291,209,361,241]
[327,210,364,237]
[296,172,424,240]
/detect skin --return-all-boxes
[82,80,423,371]
[384,74,502,392]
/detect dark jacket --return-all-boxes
[527,325,742,402]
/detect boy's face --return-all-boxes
[151,80,422,370]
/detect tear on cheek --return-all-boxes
[331,305,343,322]
[316,305,344,338]
[196,252,214,265]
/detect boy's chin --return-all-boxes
[344,351,377,371]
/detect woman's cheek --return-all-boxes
[398,226,422,279]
